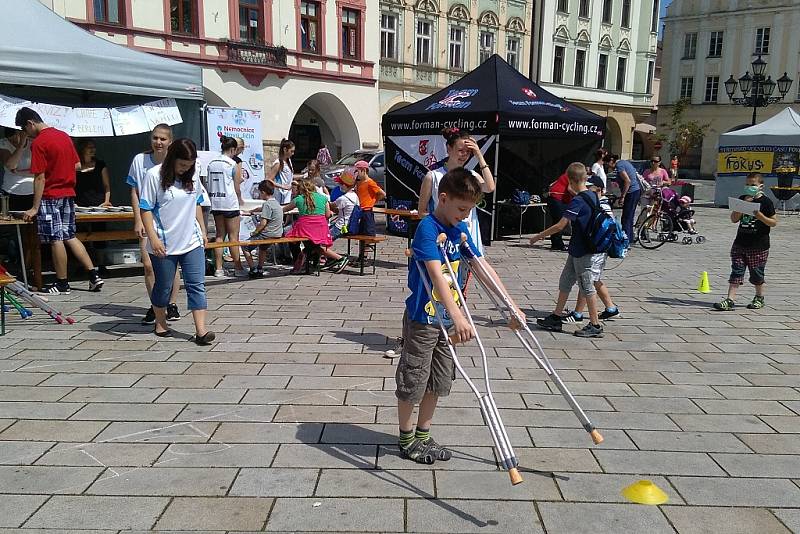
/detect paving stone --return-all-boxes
[594,449,725,475]
[662,506,790,534]
[629,384,724,398]
[266,498,403,532]
[377,446,499,471]
[185,363,264,375]
[0,402,83,420]
[212,423,323,444]
[538,502,674,534]
[111,361,191,374]
[155,497,273,531]
[671,414,775,433]
[216,376,291,389]
[627,430,752,453]
[25,496,168,530]
[174,404,279,423]
[70,403,184,421]
[60,387,165,403]
[528,427,636,449]
[605,396,703,414]
[273,405,375,423]
[229,468,319,497]
[771,509,800,533]
[556,473,683,503]
[406,499,543,534]
[590,412,681,431]
[134,375,222,388]
[435,470,561,500]
[0,373,50,386]
[712,453,800,478]
[272,444,376,469]
[0,465,102,494]
[156,388,246,404]
[737,433,800,454]
[0,386,73,402]
[0,421,107,442]
[87,467,237,496]
[0,441,54,465]
[693,399,795,415]
[714,386,800,400]
[670,476,800,506]
[514,447,601,473]
[93,422,219,443]
[521,393,613,411]
[35,443,166,467]
[760,416,800,433]
[155,443,279,467]
[41,374,143,387]
[316,468,435,498]
[0,495,49,527]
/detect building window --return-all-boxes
[680,77,694,99]
[708,31,723,57]
[621,0,631,27]
[602,0,612,24]
[416,19,433,65]
[94,0,123,24]
[239,0,263,42]
[574,49,586,87]
[755,27,771,55]
[683,33,697,59]
[553,45,565,84]
[506,37,520,70]
[380,14,397,60]
[170,0,196,34]
[651,0,659,32]
[705,76,719,102]
[616,57,626,91]
[646,60,655,94]
[597,53,608,89]
[557,0,569,12]
[479,31,495,63]
[579,0,590,18]
[449,26,465,70]
[341,8,359,58]
[300,1,320,53]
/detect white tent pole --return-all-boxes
[490,134,500,242]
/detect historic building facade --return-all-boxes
[660,0,800,176]
[41,0,381,161]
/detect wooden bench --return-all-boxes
[205,236,322,275]
[343,235,387,276]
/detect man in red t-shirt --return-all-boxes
[538,171,574,250]
[16,107,103,295]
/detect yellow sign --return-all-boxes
[717,151,774,174]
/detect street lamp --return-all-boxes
[725,55,793,125]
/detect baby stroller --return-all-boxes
[637,188,705,249]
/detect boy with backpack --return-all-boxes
[530,162,623,338]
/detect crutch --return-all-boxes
[4,293,32,319]
[406,235,523,486]
[456,234,604,445]
[5,281,75,324]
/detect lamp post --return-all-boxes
[724,55,793,126]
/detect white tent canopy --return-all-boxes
[719,107,800,147]
[0,1,203,101]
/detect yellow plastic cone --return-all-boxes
[621,480,669,505]
[697,271,711,293]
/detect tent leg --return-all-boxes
[490,135,500,242]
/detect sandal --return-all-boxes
[713,298,735,311]
[399,438,436,465]
[191,331,216,345]
[423,437,452,461]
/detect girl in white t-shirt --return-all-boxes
[591,148,608,188]
[139,138,214,346]
[268,139,295,204]
[207,135,245,277]
[126,124,181,325]
[417,128,495,255]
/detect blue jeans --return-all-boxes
[149,246,207,310]
[621,189,641,243]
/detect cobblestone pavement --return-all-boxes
[0,206,798,533]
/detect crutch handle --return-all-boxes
[590,429,604,445]
[509,467,523,485]
[508,317,523,330]
[404,249,413,258]
[437,233,447,245]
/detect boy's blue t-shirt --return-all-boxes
[563,192,594,258]
[406,214,482,326]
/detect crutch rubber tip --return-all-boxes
[404,249,413,258]
[509,467,524,486]
[436,233,447,244]
[590,429,604,445]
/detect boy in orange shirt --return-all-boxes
[354,160,385,236]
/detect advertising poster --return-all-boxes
[205,107,265,201]
[718,145,800,176]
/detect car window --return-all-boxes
[372,154,384,166]
[335,153,372,165]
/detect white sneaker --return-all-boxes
[214,269,226,278]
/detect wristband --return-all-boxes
[479,164,489,171]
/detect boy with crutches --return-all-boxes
[396,168,526,468]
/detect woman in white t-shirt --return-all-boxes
[591,148,608,188]
[417,128,495,255]
[268,138,295,204]
[207,135,245,277]
[0,127,34,211]
[139,138,214,346]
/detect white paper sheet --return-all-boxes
[142,98,183,127]
[69,107,114,137]
[110,105,151,136]
[728,197,760,215]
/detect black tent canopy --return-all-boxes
[382,55,606,242]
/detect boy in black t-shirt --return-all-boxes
[714,173,778,311]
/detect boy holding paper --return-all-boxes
[714,173,777,311]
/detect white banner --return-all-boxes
[142,98,182,127]
[69,107,114,137]
[0,95,29,128]
[32,103,74,133]
[205,107,265,201]
[110,105,151,136]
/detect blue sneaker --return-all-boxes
[599,307,620,320]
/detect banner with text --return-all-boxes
[205,106,265,201]
[718,145,800,176]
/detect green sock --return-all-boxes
[399,429,415,449]
[415,427,430,442]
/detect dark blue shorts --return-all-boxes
[358,210,376,236]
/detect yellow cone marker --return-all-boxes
[621,480,669,505]
[697,271,711,294]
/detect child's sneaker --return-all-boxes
[536,313,563,332]
[166,303,180,321]
[214,269,226,278]
[713,298,735,311]
[599,307,620,320]
[88,275,104,292]
[574,323,604,338]
[41,281,71,295]
[399,438,436,465]
[746,296,765,309]
[561,310,584,323]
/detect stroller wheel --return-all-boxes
[668,233,678,242]
[682,236,692,244]
[696,236,706,243]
